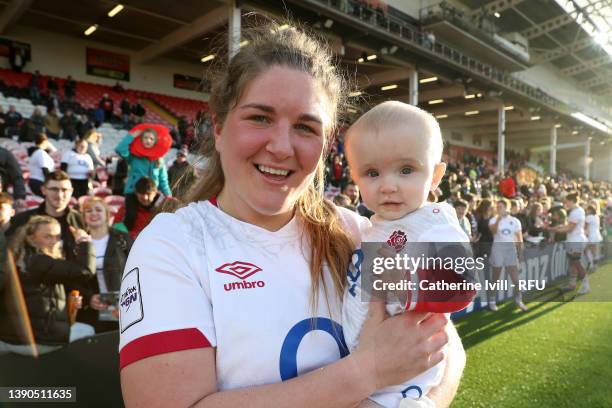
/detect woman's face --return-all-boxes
[214,66,328,226]
[29,223,61,253]
[75,140,88,154]
[84,202,108,229]
[141,132,156,149]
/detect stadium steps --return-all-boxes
[142,98,178,127]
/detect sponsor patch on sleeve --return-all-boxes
[120,267,144,333]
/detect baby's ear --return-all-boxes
[430,162,447,192]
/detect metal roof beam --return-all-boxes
[534,38,593,63]
[469,0,525,17]
[357,68,414,89]
[430,100,502,116]
[0,0,33,34]
[562,54,612,75]
[134,5,227,63]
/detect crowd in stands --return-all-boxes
[0,59,610,356]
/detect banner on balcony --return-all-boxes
[86,47,130,81]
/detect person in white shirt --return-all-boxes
[547,192,588,293]
[118,24,465,408]
[488,198,526,311]
[584,204,602,282]
[75,197,133,333]
[60,138,94,198]
[27,133,55,197]
[454,199,472,239]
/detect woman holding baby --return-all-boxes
[119,22,465,407]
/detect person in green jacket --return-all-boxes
[115,128,171,197]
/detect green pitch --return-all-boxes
[452,262,612,408]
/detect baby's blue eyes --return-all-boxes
[366,168,413,177]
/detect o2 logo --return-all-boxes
[279,317,348,380]
[348,249,363,297]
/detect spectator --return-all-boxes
[5,105,22,139]
[107,156,128,196]
[115,128,171,196]
[462,192,479,238]
[0,193,15,232]
[99,93,114,122]
[77,114,95,138]
[94,106,105,127]
[64,75,76,102]
[84,130,104,168]
[27,133,55,197]
[585,205,602,273]
[59,108,79,141]
[525,202,545,244]
[30,107,45,134]
[327,154,347,188]
[341,181,358,207]
[47,77,58,97]
[511,199,528,234]
[120,98,131,125]
[0,216,95,355]
[454,199,471,238]
[499,173,516,198]
[7,171,84,260]
[167,147,196,198]
[19,117,38,143]
[0,146,27,205]
[76,197,133,333]
[132,99,146,119]
[44,107,61,140]
[114,177,166,239]
[112,81,125,93]
[547,192,588,293]
[29,70,42,102]
[332,193,354,210]
[61,138,94,198]
[0,106,6,137]
[169,126,181,147]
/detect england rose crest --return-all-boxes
[387,230,407,252]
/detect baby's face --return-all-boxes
[346,120,444,220]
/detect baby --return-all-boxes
[342,101,475,408]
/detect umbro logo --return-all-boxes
[216,261,266,292]
[216,261,262,280]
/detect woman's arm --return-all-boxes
[157,164,172,196]
[29,242,96,284]
[115,133,135,160]
[122,347,374,408]
[121,304,449,408]
[427,321,466,408]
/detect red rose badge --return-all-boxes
[387,230,407,252]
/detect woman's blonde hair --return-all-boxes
[185,20,354,305]
[11,215,63,265]
[80,197,111,229]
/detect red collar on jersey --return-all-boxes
[209,196,218,207]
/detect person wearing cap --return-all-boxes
[167,147,196,199]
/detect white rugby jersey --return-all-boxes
[585,214,602,243]
[118,199,368,391]
[343,202,468,408]
[489,215,521,243]
[567,206,587,242]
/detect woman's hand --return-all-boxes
[351,301,449,391]
[71,227,91,243]
[90,294,109,311]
